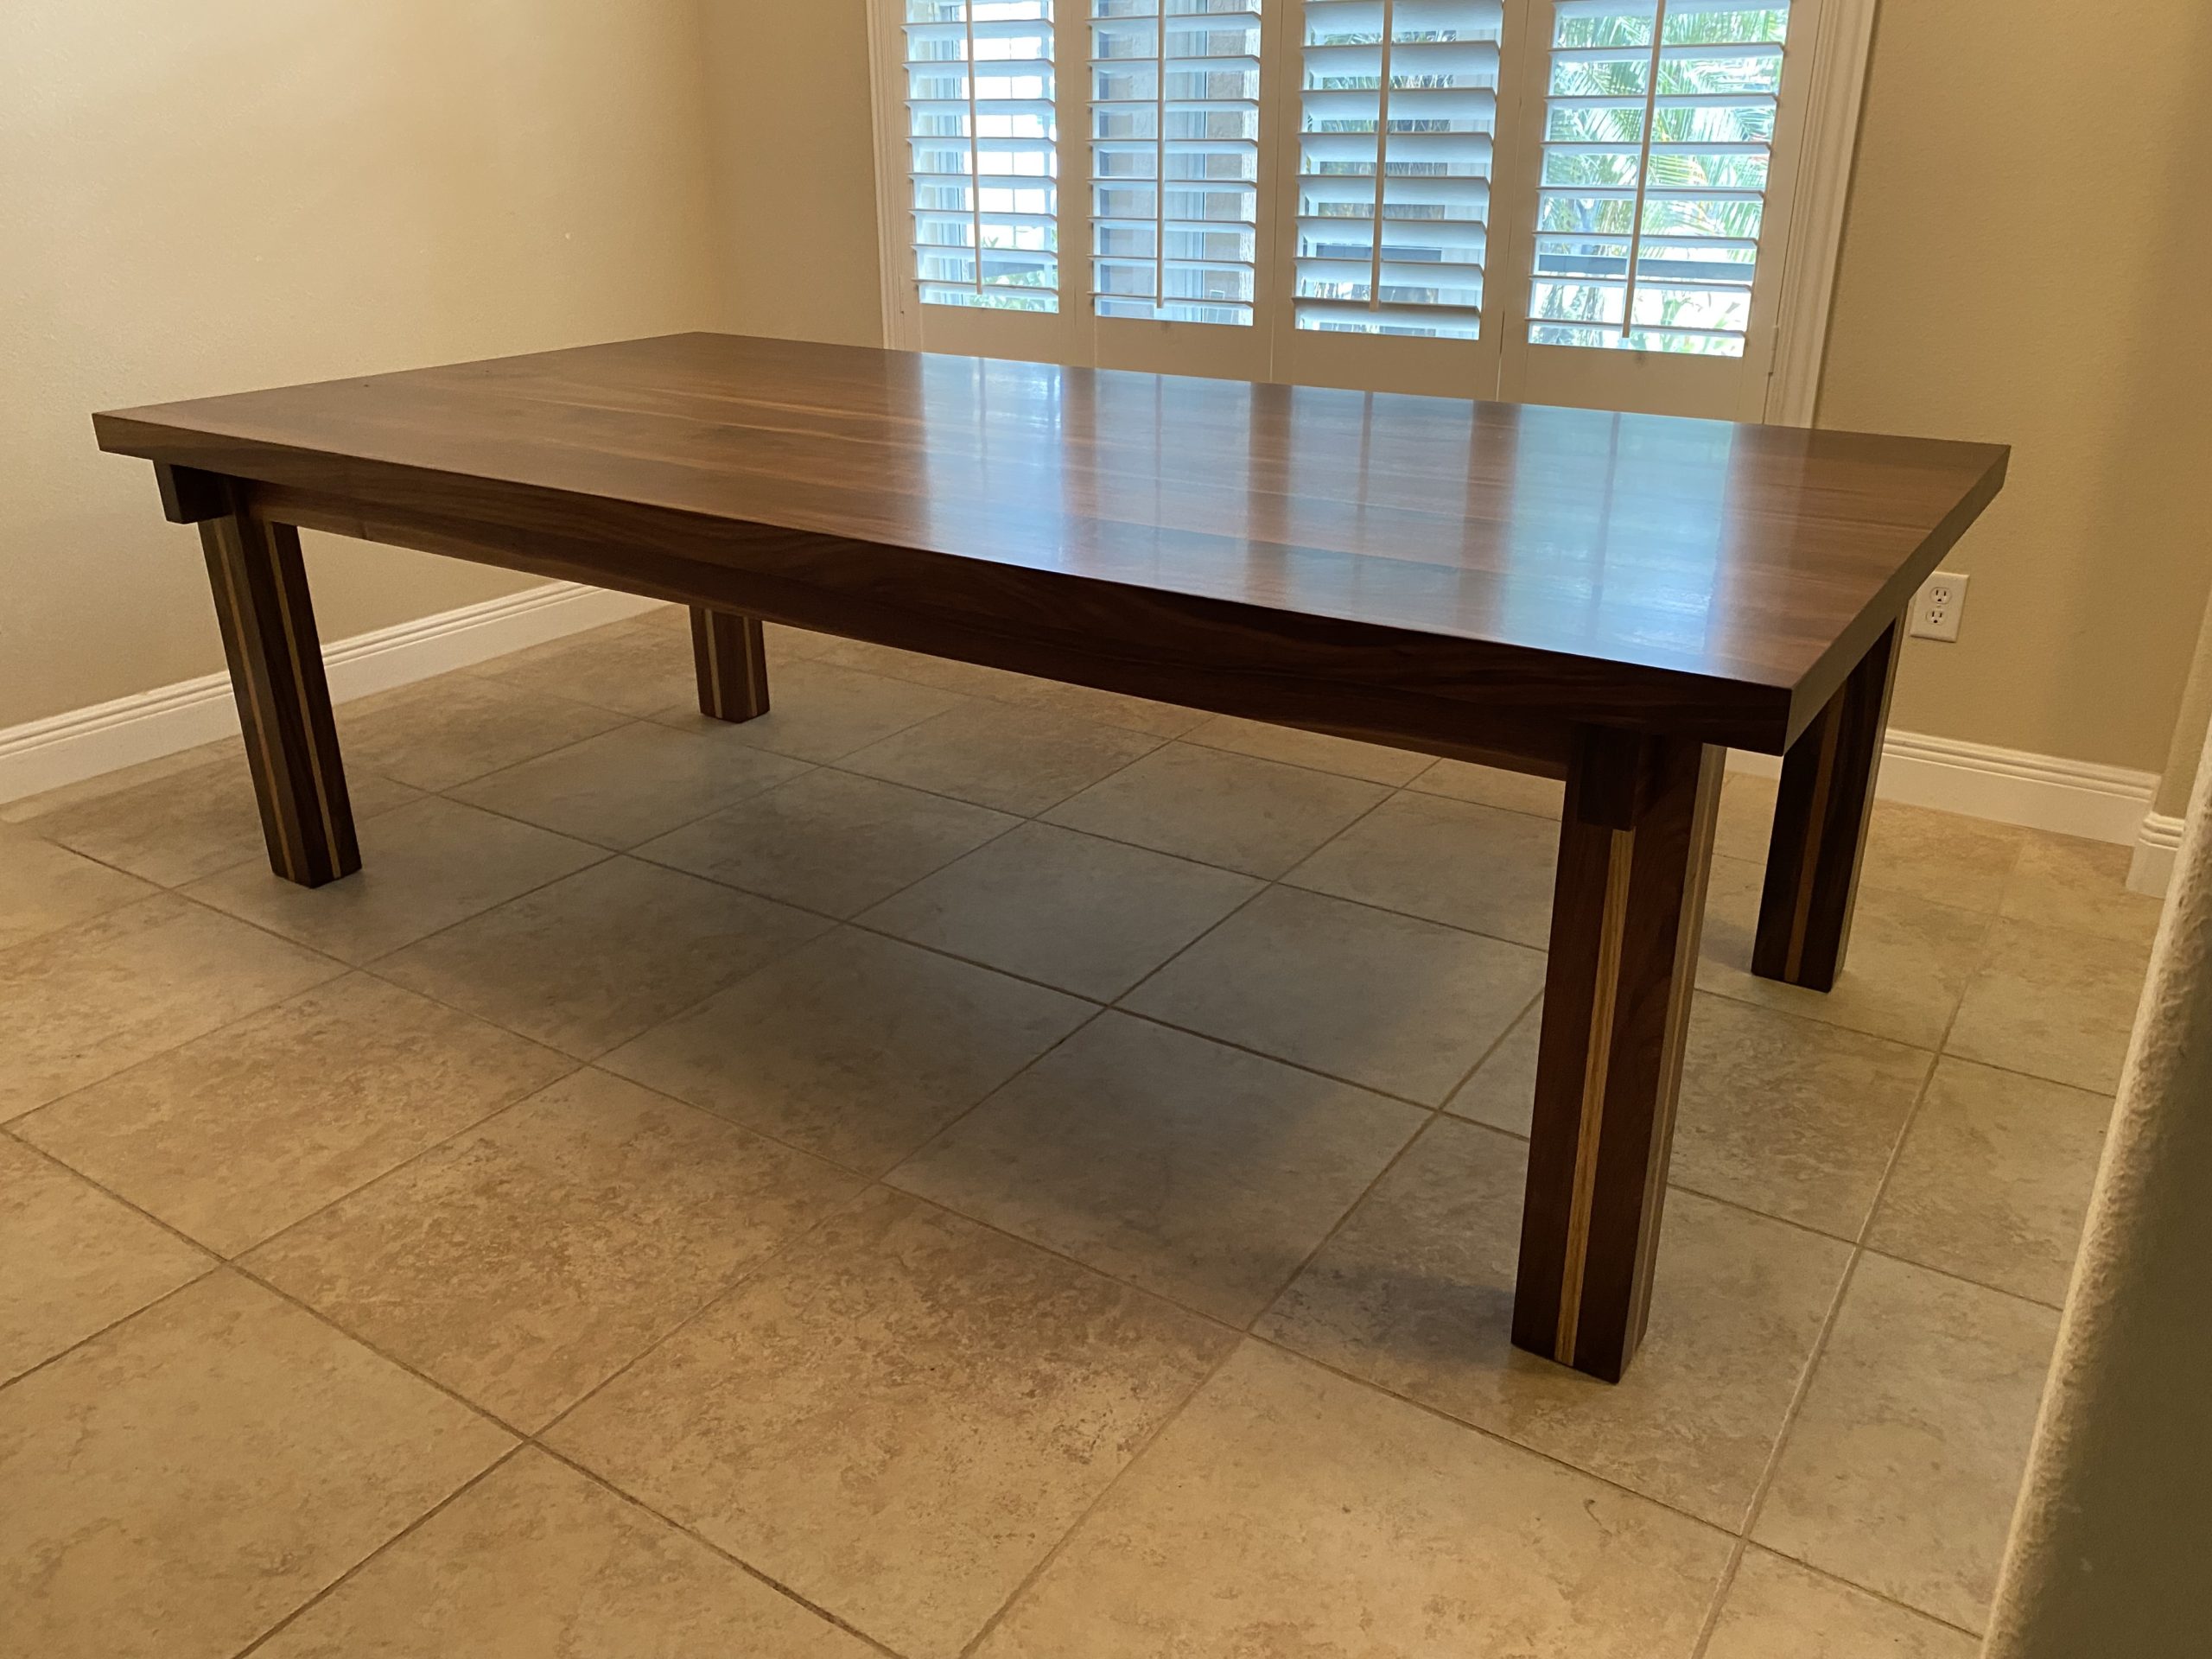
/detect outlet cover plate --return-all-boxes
[1910,570,1968,642]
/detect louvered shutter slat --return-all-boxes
[1294,0,1501,339]
[903,0,1060,313]
[1527,0,1790,355]
[1089,0,1263,326]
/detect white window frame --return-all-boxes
[867,0,1873,424]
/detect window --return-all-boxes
[1529,0,1789,356]
[874,0,1866,417]
[1090,1,1263,326]
[902,1,1060,311]
[1295,1,1503,340]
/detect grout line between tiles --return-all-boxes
[227,1443,529,1659]
[202,1249,906,1656]
[1685,1249,1862,1659]
[530,1177,889,1440]
[1101,782,1406,1009]
[869,1000,1116,1192]
[1693,944,1986,1656]
[1687,1548,1747,1658]
[0,1160,223,1396]
[953,1334,1248,1659]
[524,1440,910,1658]
[1230,981,1542,1338]
[1737,1545,1990,1643]
[1236,1323,1743,1541]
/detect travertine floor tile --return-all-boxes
[1180,713,1433,785]
[606,927,1090,1174]
[188,797,603,965]
[0,1136,207,1382]
[859,821,1259,999]
[659,656,971,761]
[0,894,340,1121]
[0,1270,511,1659]
[1046,741,1390,877]
[760,617,832,657]
[1867,1058,2112,1304]
[638,767,1015,917]
[1261,1118,1849,1528]
[1860,799,2026,913]
[1719,776,2025,912]
[841,699,1162,815]
[0,822,155,950]
[2000,830,2164,946]
[1287,788,1559,947]
[1458,993,1930,1238]
[893,1014,1424,1323]
[807,633,1037,701]
[0,736,240,825]
[1699,855,1991,1052]
[1123,885,1545,1103]
[247,1069,857,1431]
[376,857,829,1058]
[4,625,2126,1656]
[16,974,570,1255]
[1948,917,2149,1092]
[974,1341,1731,1659]
[253,1448,872,1658]
[622,601,690,638]
[1705,1548,1980,1659]
[1408,757,1566,817]
[995,675,1209,740]
[469,615,700,716]
[1671,995,1933,1238]
[449,720,810,848]
[548,1187,1229,1659]
[23,753,416,887]
[1446,993,1543,1133]
[1756,1253,2059,1631]
[1713,769,1780,865]
[338,673,628,791]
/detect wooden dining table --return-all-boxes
[92,332,2006,1382]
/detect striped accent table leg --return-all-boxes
[690,607,770,722]
[199,510,359,887]
[1753,622,1900,991]
[1513,729,1720,1382]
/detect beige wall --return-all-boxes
[700,1,883,349]
[698,0,2212,776]
[1,0,720,728]
[1819,0,2212,773]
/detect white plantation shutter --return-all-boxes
[1090,1,1263,326]
[903,1,1061,311]
[877,0,1838,409]
[1294,0,1503,338]
[1526,0,1789,354]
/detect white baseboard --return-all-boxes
[1727,729,2158,847]
[2128,811,2187,897]
[0,582,663,804]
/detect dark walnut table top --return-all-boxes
[95,332,2006,753]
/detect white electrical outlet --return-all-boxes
[1910,570,1968,642]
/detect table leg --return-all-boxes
[690,607,770,722]
[1752,624,1899,991]
[1513,729,1719,1382]
[199,511,359,887]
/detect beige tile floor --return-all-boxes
[0,607,2159,1658]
